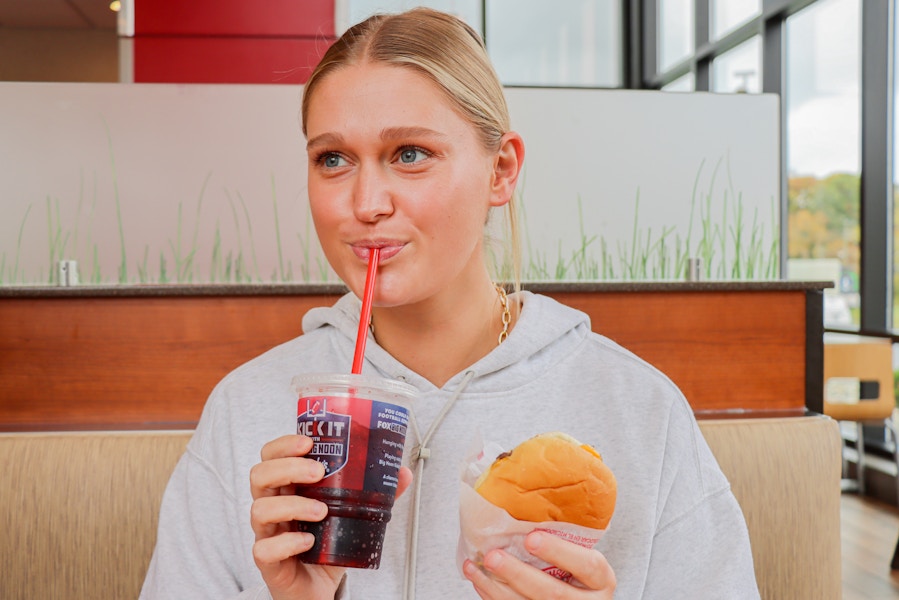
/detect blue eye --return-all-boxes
[399,148,427,164]
[323,154,344,168]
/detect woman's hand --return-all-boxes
[249,434,412,600]
[462,530,616,600]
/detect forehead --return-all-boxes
[305,62,467,135]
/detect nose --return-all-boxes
[352,164,394,223]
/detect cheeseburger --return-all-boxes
[474,432,617,530]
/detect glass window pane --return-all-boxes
[658,0,693,73]
[785,0,861,328]
[662,72,694,92]
[338,1,483,36]
[710,0,761,40]
[486,1,621,87]
[711,36,762,93]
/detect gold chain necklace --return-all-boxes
[370,284,511,346]
[495,283,511,345]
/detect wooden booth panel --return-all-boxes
[0,294,340,429]
[552,291,808,415]
[0,286,815,430]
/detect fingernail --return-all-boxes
[298,435,315,454]
[526,530,544,551]
[315,501,328,519]
[300,532,315,549]
[462,560,477,578]
[310,460,326,480]
[484,550,502,570]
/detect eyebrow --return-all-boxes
[306,132,344,152]
[306,126,448,152]
[380,126,448,142]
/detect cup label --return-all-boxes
[297,397,352,477]
[297,395,409,495]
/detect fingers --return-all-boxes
[524,531,615,591]
[260,434,314,461]
[462,559,506,599]
[249,434,329,551]
[247,435,351,599]
[462,531,615,599]
[250,493,328,538]
[250,435,325,500]
[253,530,316,568]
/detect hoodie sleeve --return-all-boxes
[642,488,759,598]
[139,447,259,599]
[139,362,351,600]
[640,401,760,599]
[140,442,352,600]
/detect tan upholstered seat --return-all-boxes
[0,418,841,599]
[0,430,191,600]
[699,415,842,599]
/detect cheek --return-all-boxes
[308,201,341,259]
[423,166,493,229]
[421,205,488,256]
[308,184,340,231]
[445,182,493,233]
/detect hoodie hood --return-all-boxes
[301,291,591,393]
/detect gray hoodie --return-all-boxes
[140,291,759,599]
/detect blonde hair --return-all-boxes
[301,7,522,294]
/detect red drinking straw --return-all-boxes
[352,248,380,374]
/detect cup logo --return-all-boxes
[298,396,352,477]
[307,397,326,418]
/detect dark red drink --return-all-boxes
[293,373,416,569]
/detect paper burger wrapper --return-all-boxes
[455,438,605,584]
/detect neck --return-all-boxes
[370,279,509,388]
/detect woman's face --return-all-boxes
[305,62,509,307]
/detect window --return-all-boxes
[487,1,621,87]
[339,1,622,88]
[710,0,760,40]
[663,72,695,92]
[337,1,482,36]
[711,35,761,93]
[658,0,694,72]
[785,0,861,327]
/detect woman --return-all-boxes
[141,8,759,600]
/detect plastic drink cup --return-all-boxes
[293,373,418,569]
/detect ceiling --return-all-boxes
[0,0,117,30]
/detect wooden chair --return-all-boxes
[823,334,899,497]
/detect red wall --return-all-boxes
[130,0,335,84]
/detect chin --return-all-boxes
[366,276,420,309]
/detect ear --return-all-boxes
[488,131,525,208]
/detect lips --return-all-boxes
[351,242,405,261]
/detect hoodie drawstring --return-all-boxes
[402,370,476,600]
